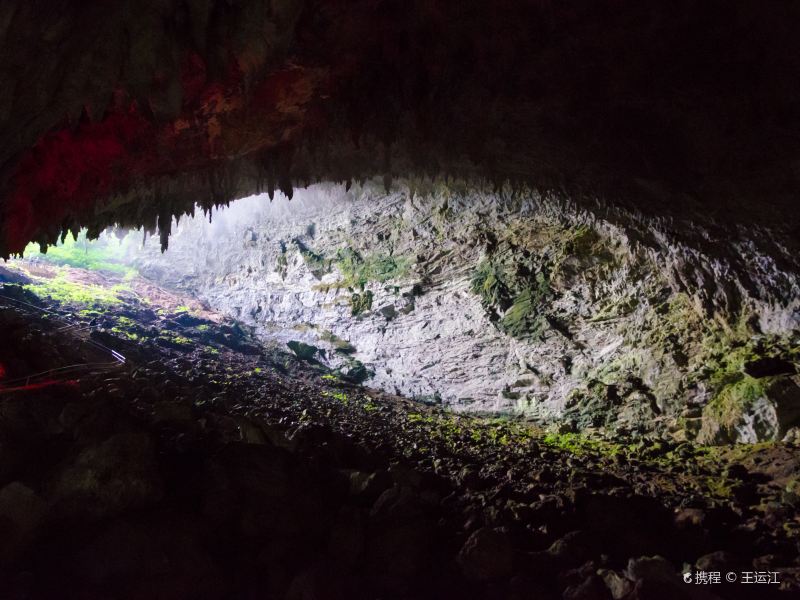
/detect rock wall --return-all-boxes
[132,183,800,443]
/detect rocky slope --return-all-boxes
[132,183,800,444]
[1,264,799,598]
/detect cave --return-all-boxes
[0,2,799,598]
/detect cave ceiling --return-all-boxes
[1,0,799,257]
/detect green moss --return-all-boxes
[704,476,737,499]
[471,253,551,340]
[295,240,330,278]
[112,328,139,341]
[335,248,411,289]
[322,390,349,405]
[499,278,550,339]
[158,331,193,347]
[276,247,288,279]
[297,242,411,289]
[349,291,373,316]
[110,316,142,341]
[22,272,124,306]
[470,259,504,308]
[704,374,769,429]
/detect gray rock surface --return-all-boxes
[132,182,800,441]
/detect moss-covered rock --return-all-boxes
[470,248,551,340]
[697,374,800,444]
[294,239,330,279]
[335,248,411,289]
[349,291,373,316]
[337,360,373,384]
[287,340,319,361]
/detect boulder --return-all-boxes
[457,527,514,581]
[0,482,47,562]
[48,432,163,519]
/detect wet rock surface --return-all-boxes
[0,269,798,598]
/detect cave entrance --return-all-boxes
[4,181,800,447]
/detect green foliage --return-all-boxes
[298,242,411,290]
[295,240,330,278]
[499,276,550,339]
[704,476,737,499]
[322,390,349,405]
[22,272,124,306]
[704,375,769,430]
[541,431,646,458]
[24,230,137,276]
[111,316,142,341]
[470,259,504,307]
[349,291,373,316]
[471,256,550,340]
[158,331,193,347]
[334,248,411,289]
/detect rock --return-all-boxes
[72,521,170,585]
[379,304,397,320]
[744,357,796,378]
[370,485,423,522]
[624,578,694,600]
[698,376,800,444]
[563,575,612,600]
[235,417,269,445]
[285,563,346,600]
[367,520,431,579]
[457,465,484,489]
[132,185,800,436]
[578,494,673,557]
[457,527,514,581]
[348,470,391,499]
[0,482,47,562]
[507,574,555,600]
[152,400,194,425]
[599,569,634,599]
[783,426,800,444]
[287,340,319,361]
[624,556,676,583]
[783,479,800,507]
[694,551,733,572]
[49,432,163,519]
[548,531,594,566]
[674,508,706,530]
[328,506,365,567]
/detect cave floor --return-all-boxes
[0,262,798,599]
